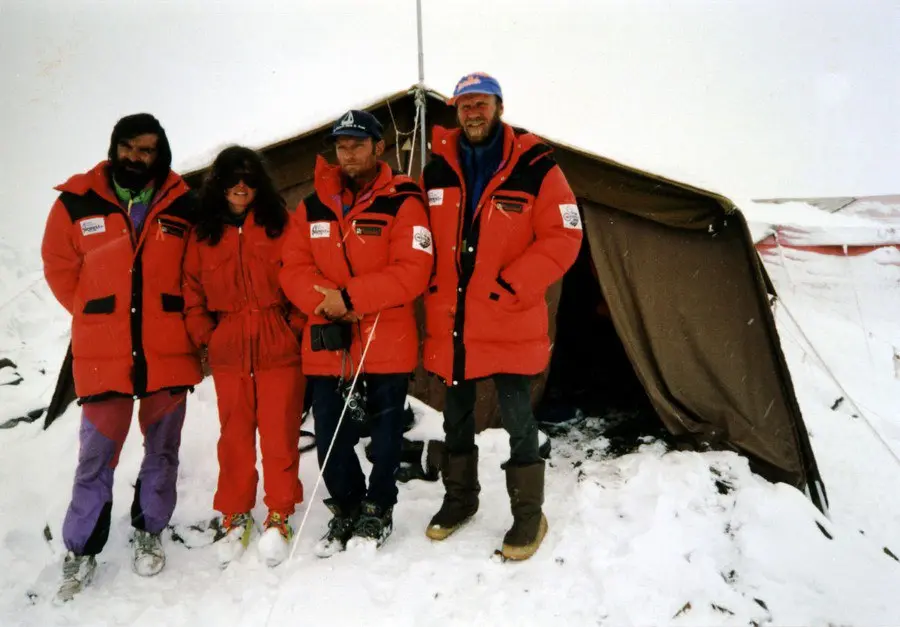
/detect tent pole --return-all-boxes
[415,0,427,177]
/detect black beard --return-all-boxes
[113,159,153,191]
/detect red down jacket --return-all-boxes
[181,212,304,375]
[421,124,583,384]
[280,156,432,377]
[41,161,202,399]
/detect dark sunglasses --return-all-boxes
[220,170,260,189]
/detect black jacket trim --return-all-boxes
[304,193,338,222]
[83,295,115,314]
[157,190,198,224]
[495,145,556,197]
[59,191,118,222]
[340,288,354,312]
[423,155,462,190]
[161,293,185,313]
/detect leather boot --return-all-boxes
[425,447,480,540]
[501,460,548,560]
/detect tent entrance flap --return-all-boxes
[536,229,654,424]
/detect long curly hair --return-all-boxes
[196,146,287,245]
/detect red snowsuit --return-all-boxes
[182,213,306,516]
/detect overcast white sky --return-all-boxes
[2,0,898,240]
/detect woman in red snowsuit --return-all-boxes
[182,146,305,567]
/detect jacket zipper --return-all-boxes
[238,226,255,379]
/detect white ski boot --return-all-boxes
[132,529,166,576]
[55,551,97,604]
[258,511,292,567]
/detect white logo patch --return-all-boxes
[339,111,355,128]
[80,217,106,236]
[427,189,444,206]
[310,222,331,238]
[412,225,433,254]
[558,204,582,230]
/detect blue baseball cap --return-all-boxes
[330,109,384,141]
[449,72,503,105]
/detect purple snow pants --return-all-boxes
[62,391,187,556]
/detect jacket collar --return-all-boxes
[313,155,395,220]
[55,161,188,217]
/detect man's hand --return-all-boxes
[313,285,348,319]
[339,311,361,323]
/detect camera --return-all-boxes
[309,323,352,352]
[340,379,368,424]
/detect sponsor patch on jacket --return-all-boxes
[558,204,582,230]
[355,225,382,236]
[493,198,525,214]
[412,225,433,254]
[310,222,331,238]
[79,217,106,236]
[427,189,444,206]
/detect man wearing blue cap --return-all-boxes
[280,109,432,556]
[421,73,582,560]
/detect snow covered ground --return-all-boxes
[1,225,900,626]
[2,2,899,621]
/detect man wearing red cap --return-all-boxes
[421,73,582,560]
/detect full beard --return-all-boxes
[113,158,153,191]
[462,112,502,145]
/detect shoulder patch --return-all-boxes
[412,225,433,254]
[427,189,444,206]
[558,204,582,230]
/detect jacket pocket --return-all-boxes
[161,293,185,313]
[352,218,388,237]
[83,295,115,314]
[157,218,188,238]
[490,193,530,214]
[488,275,521,311]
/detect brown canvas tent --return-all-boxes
[45,87,827,514]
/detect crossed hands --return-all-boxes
[313,285,360,323]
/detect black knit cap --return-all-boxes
[107,113,173,185]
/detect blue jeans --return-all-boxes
[310,374,409,510]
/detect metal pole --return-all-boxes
[415,0,427,177]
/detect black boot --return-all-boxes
[350,500,393,548]
[501,461,548,561]
[425,447,480,541]
[314,498,359,558]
